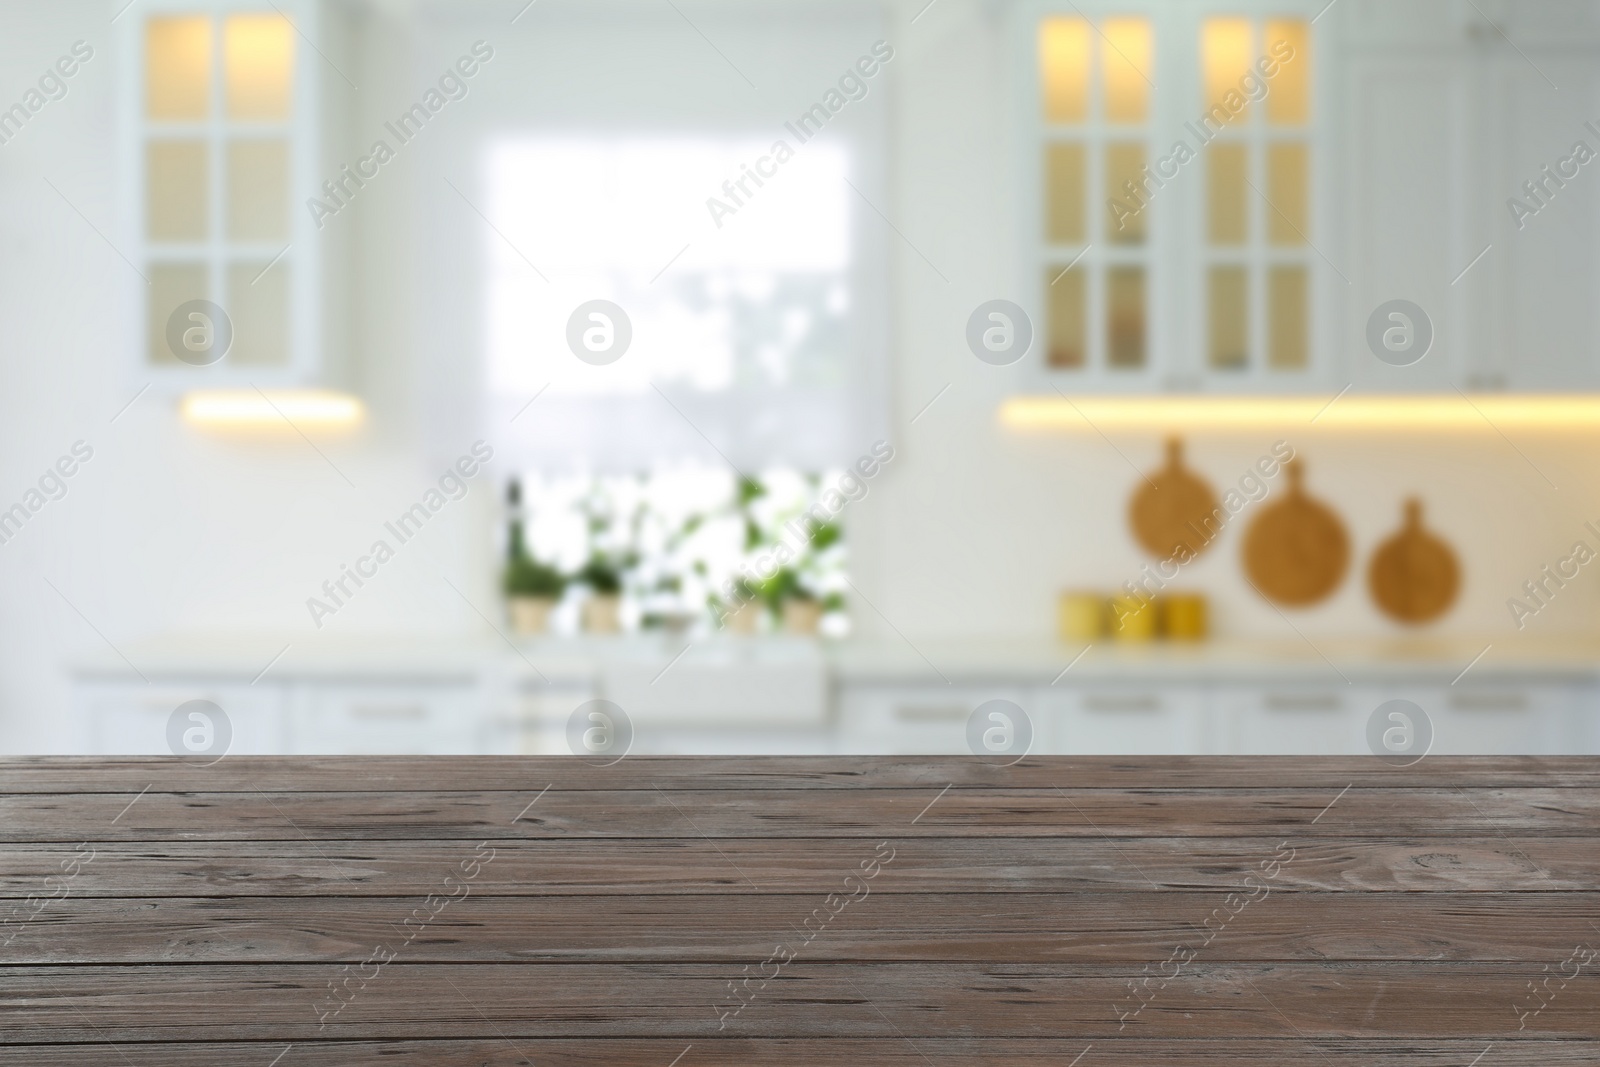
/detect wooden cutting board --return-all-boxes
[1242,458,1348,607]
[1128,437,1220,559]
[1368,497,1460,624]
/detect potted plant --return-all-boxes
[761,567,822,635]
[503,556,565,634]
[577,556,625,633]
[501,479,566,635]
[717,576,762,635]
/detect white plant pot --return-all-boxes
[726,599,762,635]
[781,598,823,635]
[582,594,623,634]
[507,596,556,635]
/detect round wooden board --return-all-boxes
[1129,438,1220,559]
[1368,497,1460,624]
[1241,459,1349,607]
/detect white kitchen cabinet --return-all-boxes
[486,680,597,756]
[837,684,1033,755]
[1483,56,1600,391]
[77,679,287,755]
[1343,53,1477,392]
[288,680,484,754]
[1212,683,1373,755]
[1428,683,1580,755]
[1042,683,1210,755]
[1342,8,1600,394]
[115,0,344,391]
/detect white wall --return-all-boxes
[0,0,1596,752]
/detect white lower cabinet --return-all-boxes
[1429,683,1580,755]
[288,680,484,754]
[1043,685,1210,755]
[1212,683,1379,755]
[78,679,287,755]
[72,664,1600,756]
[837,684,1032,755]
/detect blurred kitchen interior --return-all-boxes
[2,0,1599,756]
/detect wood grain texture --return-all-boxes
[2,786,1595,841]
[4,893,1598,964]
[1,757,1595,1063]
[5,755,1598,791]
[1,837,1587,895]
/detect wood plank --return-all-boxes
[1,786,1594,841]
[2,836,1586,896]
[2,1039,1595,1067]
[4,755,1598,792]
[1,963,1595,1042]
[3,892,1596,964]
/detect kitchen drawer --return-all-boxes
[837,684,1032,755]
[289,681,484,754]
[1427,683,1577,755]
[1043,685,1209,754]
[485,683,598,755]
[77,679,287,755]
[1213,684,1377,755]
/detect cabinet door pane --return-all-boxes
[146,17,211,120]
[1102,17,1151,124]
[1208,143,1248,244]
[1039,17,1090,124]
[149,263,208,365]
[1044,142,1085,244]
[1269,265,1307,369]
[1266,142,1309,244]
[1045,265,1085,368]
[1106,143,1146,244]
[147,140,208,241]
[1107,266,1145,368]
[1209,265,1248,369]
[1202,17,1253,128]
[1264,19,1310,125]
[225,13,294,120]
[227,139,290,241]
[228,261,290,365]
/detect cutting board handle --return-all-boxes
[1283,458,1305,494]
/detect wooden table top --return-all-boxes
[1,756,1596,1065]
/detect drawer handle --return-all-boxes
[1449,694,1528,712]
[348,704,428,721]
[1264,695,1343,712]
[895,705,969,722]
[1084,696,1161,713]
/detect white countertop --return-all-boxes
[69,630,1600,685]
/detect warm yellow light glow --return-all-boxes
[181,389,364,429]
[225,13,294,120]
[1202,17,1254,126]
[146,16,212,120]
[1039,17,1090,123]
[1000,395,1600,431]
[1101,17,1151,124]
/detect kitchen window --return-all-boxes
[463,8,891,474]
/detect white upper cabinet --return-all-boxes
[1017,0,1600,394]
[117,0,328,390]
[1483,52,1600,391]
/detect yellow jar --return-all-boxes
[1108,594,1158,641]
[1162,593,1208,641]
[1058,591,1105,642]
